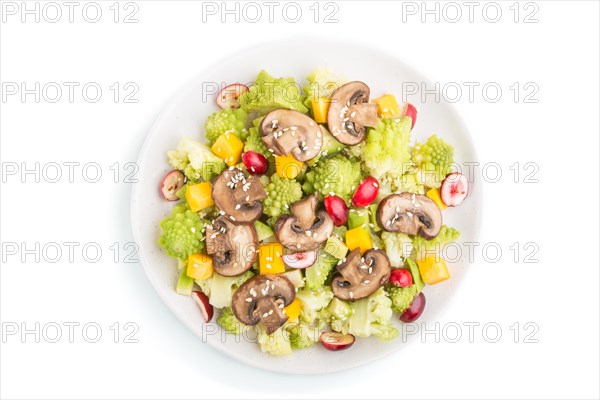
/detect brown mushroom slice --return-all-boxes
[259,109,322,162]
[327,81,379,145]
[332,249,391,301]
[232,274,295,334]
[211,167,267,223]
[205,216,258,276]
[376,193,442,239]
[274,193,335,251]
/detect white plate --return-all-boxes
[131,38,481,374]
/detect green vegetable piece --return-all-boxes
[369,203,381,232]
[263,175,303,219]
[254,220,274,242]
[305,253,338,290]
[205,108,248,145]
[348,208,370,230]
[302,155,362,202]
[388,284,419,313]
[240,70,308,115]
[324,236,348,260]
[158,206,207,260]
[217,307,250,335]
[282,269,305,288]
[327,297,353,320]
[406,258,425,292]
[176,268,194,296]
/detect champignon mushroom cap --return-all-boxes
[211,167,267,223]
[232,274,296,335]
[274,193,335,251]
[327,81,379,146]
[377,193,442,239]
[332,248,391,301]
[259,109,323,162]
[205,216,258,276]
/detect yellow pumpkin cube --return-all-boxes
[275,154,304,179]
[186,253,214,281]
[185,182,214,212]
[211,131,244,166]
[345,226,373,254]
[426,188,447,210]
[259,243,285,275]
[373,94,401,118]
[283,298,302,322]
[310,98,331,123]
[417,255,450,285]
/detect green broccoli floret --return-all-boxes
[263,175,303,219]
[303,155,362,201]
[217,307,250,335]
[240,70,308,115]
[205,108,248,145]
[256,323,293,356]
[411,135,455,189]
[412,225,461,261]
[352,117,412,180]
[158,206,207,260]
[347,287,399,341]
[381,232,413,268]
[388,284,419,313]
[167,136,226,182]
[305,252,338,290]
[302,67,347,109]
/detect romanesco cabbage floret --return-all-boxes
[412,225,461,261]
[205,108,248,145]
[263,175,303,218]
[381,232,413,268]
[240,70,308,115]
[287,320,322,350]
[305,252,338,290]
[256,323,293,356]
[244,126,275,164]
[158,206,207,260]
[167,136,226,182]
[302,67,347,108]
[217,307,250,336]
[295,286,334,324]
[388,284,419,313]
[411,135,455,189]
[302,155,362,201]
[347,287,398,341]
[352,117,412,180]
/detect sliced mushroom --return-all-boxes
[211,167,267,223]
[377,193,442,239]
[274,193,334,251]
[205,216,258,276]
[332,248,391,301]
[327,81,379,145]
[259,109,323,162]
[232,274,296,334]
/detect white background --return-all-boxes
[1,1,599,399]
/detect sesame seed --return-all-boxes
[263,312,269,318]
[235,204,241,210]
[363,280,370,284]
[230,216,236,221]
[349,292,354,299]
[246,298,252,302]
[220,210,226,215]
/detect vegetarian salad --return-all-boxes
[158,69,469,356]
